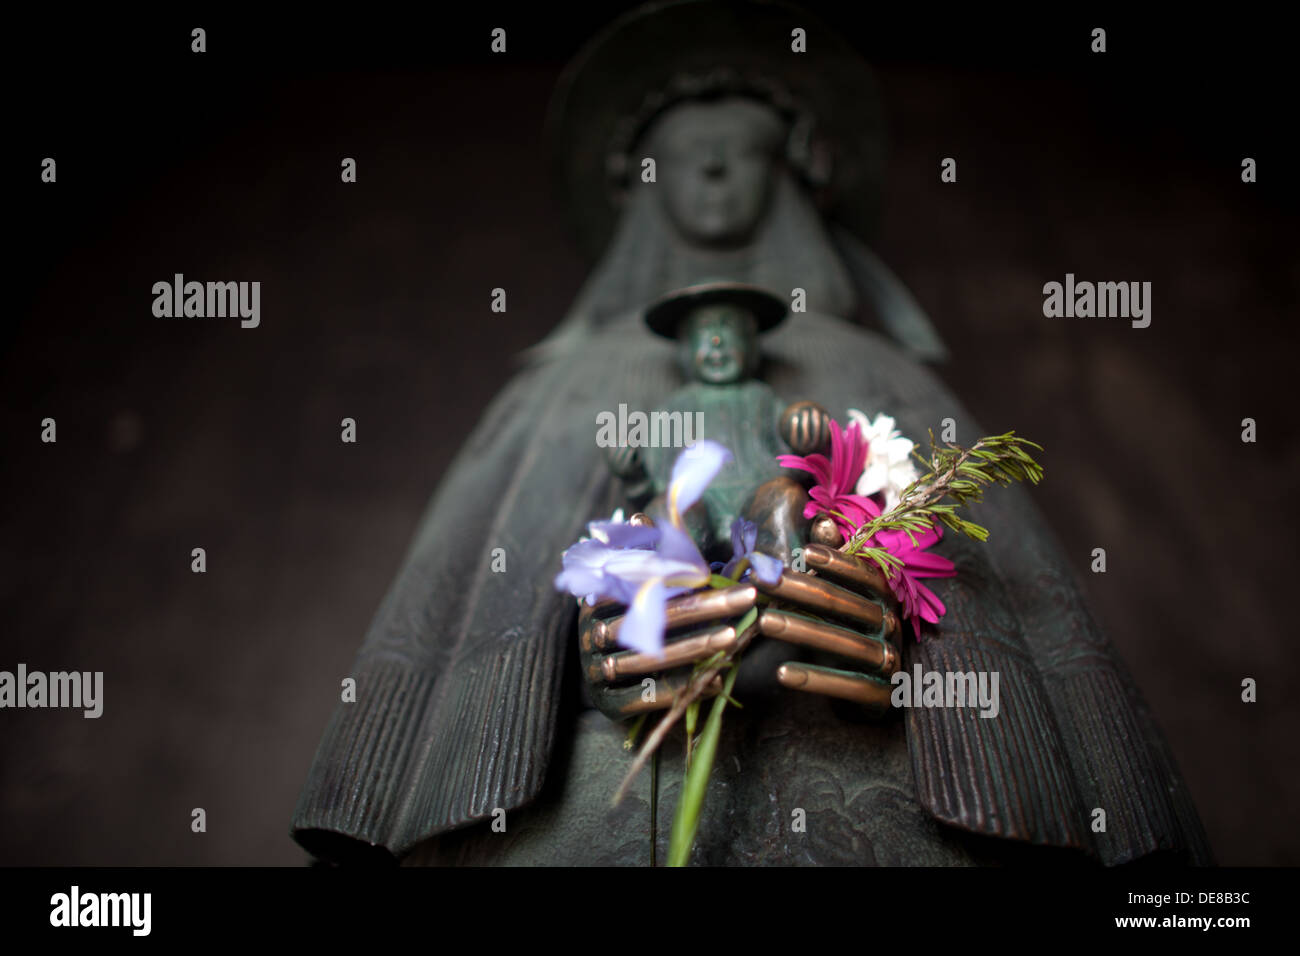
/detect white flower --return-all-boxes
[846,409,919,510]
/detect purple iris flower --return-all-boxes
[719,517,784,586]
[554,441,732,656]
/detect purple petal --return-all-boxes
[556,547,643,604]
[657,522,707,572]
[554,539,617,598]
[669,440,732,519]
[747,551,784,586]
[591,521,661,550]
[619,579,667,656]
[729,517,747,559]
[555,564,603,600]
[605,548,697,585]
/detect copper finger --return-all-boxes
[579,595,628,652]
[759,610,900,675]
[599,584,756,649]
[584,617,616,653]
[776,662,893,714]
[597,625,738,681]
[755,571,883,630]
[804,543,891,598]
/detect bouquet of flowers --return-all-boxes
[555,410,1043,864]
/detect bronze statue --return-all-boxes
[292,0,1211,866]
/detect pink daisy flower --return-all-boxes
[777,418,881,540]
[872,523,957,641]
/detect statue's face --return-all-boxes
[646,98,786,247]
[682,304,757,385]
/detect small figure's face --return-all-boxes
[645,98,786,247]
[681,305,757,385]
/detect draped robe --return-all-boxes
[291,170,1211,866]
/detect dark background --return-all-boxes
[3,4,1296,865]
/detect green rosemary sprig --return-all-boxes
[843,430,1044,557]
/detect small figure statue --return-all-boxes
[613,281,816,557]
[583,281,905,720]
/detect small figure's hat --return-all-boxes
[644,281,788,339]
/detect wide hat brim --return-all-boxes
[644,281,788,339]
[546,0,886,261]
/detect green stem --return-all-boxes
[624,713,648,751]
[667,663,740,867]
[684,700,699,770]
[649,748,658,868]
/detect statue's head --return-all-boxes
[549,1,885,263]
[541,2,885,327]
[681,303,759,384]
[641,97,788,249]
[645,282,787,384]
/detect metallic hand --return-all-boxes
[579,584,757,719]
[578,517,901,719]
[753,542,902,715]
